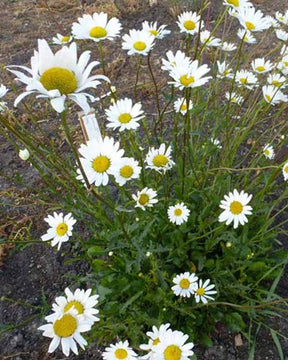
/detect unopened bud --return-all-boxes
[19,148,30,161]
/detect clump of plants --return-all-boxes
[1,0,288,359]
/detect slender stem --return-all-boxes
[134,56,142,100]
[98,41,106,76]
[1,297,41,309]
[147,52,161,122]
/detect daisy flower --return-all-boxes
[145,144,175,173]
[167,203,190,226]
[275,11,288,25]
[172,272,198,298]
[217,61,233,79]
[41,212,76,250]
[267,73,287,88]
[200,30,221,47]
[72,12,122,42]
[122,29,154,56]
[77,137,124,186]
[19,148,30,161]
[237,28,257,43]
[52,34,73,45]
[210,138,222,149]
[194,279,217,304]
[174,97,193,115]
[277,55,288,76]
[46,288,99,325]
[265,15,280,28]
[142,21,170,39]
[8,39,109,113]
[103,340,138,360]
[140,323,171,360]
[221,42,237,51]
[225,91,244,105]
[0,84,8,98]
[219,189,253,229]
[38,308,91,357]
[262,85,288,105]
[169,60,211,90]
[263,144,275,159]
[132,187,158,211]
[223,0,252,9]
[282,161,288,181]
[177,11,202,35]
[276,29,288,42]
[161,50,191,72]
[154,329,194,360]
[235,69,258,89]
[111,157,141,186]
[105,98,144,131]
[236,6,270,32]
[251,58,274,73]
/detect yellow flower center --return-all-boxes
[153,154,168,167]
[118,113,132,124]
[115,349,128,360]
[164,345,182,360]
[240,77,248,84]
[265,95,272,102]
[180,103,187,111]
[230,200,243,215]
[61,36,70,42]
[180,74,195,87]
[139,193,149,205]
[174,208,183,216]
[284,61,288,66]
[244,36,249,42]
[227,0,239,6]
[179,278,190,289]
[56,222,68,236]
[279,16,284,21]
[196,287,205,296]
[284,165,288,173]
[224,69,230,75]
[184,20,196,30]
[120,165,134,178]
[64,301,84,314]
[53,314,77,337]
[153,337,160,346]
[134,41,147,51]
[272,80,281,87]
[92,155,110,173]
[150,29,158,36]
[40,67,77,95]
[89,26,107,39]
[255,66,265,72]
[245,21,255,30]
[264,149,270,156]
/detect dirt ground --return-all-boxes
[0,0,288,359]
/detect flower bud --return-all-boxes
[19,148,30,161]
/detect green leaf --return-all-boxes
[270,330,284,360]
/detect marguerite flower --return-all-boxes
[237,28,257,43]
[154,329,194,360]
[194,279,217,304]
[142,21,170,39]
[111,157,141,186]
[161,50,191,72]
[223,0,252,9]
[8,39,109,113]
[251,58,274,73]
[145,144,175,173]
[210,138,222,149]
[262,85,288,105]
[72,12,122,42]
[0,84,8,98]
[132,187,158,211]
[200,30,221,47]
[265,15,280,28]
[275,10,288,25]
[276,29,288,42]
[225,91,244,105]
[46,288,99,325]
[174,97,193,115]
[52,34,73,45]
[41,212,76,250]
[221,42,237,51]
[277,55,288,76]
[38,308,91,357]
[263,144,275,159]
[217,61,233,79]
[105,98,144,131]
[77,137,124,186]
[267,73,287,88]
[172,272,198,298]
[235,69,258,89]
[167,202,190,225]
[177,11,203,35]
[219,189,253,229]
[103,340,138,360]
[236,6,270,32]
[168,60,211,90]
[140,323,171,360]
[282,161,288,181]
[122,30,154,56]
